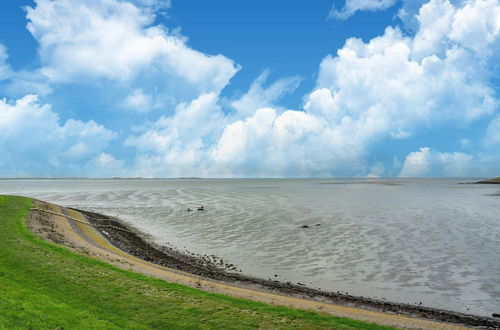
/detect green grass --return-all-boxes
[0,195,393,330]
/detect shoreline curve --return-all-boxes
[28,198,499,329]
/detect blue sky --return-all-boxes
[0,0,499,178]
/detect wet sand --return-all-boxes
[26,199,500,329]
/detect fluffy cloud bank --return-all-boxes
[125,93,226,177]
[119,0,499,177]
[211,108,332,177]
[1,0,499,177]
[399,147,474,177]
[399,146,500,177]
[25,0,239,111]
[204,0,498,177]
[0,95,116,176]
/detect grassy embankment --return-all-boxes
[0,195,392,329]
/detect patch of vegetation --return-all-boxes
[0,195,392,329]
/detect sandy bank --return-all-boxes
[27,199,500,329]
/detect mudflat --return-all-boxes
[27,198,499,329]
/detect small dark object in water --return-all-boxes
[315,223,321,226]
[197,206,204,211]
[493,313,500,318]
[274,274,278,277]
[187,208,193,212]
[301,225,309,228]
[297,282,305,286]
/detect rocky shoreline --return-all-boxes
[73,208,500,328]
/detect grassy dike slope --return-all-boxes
[0,196,391,330]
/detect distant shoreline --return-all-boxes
[0,177,493,181]
[476,177,500,184]
[0,177,202,180]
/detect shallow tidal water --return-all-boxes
[1,178,499,317]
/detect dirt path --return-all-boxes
[28,200,472,330]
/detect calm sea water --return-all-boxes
[1,178,499,316]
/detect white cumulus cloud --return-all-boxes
[399,147,475,177]
[85,153,126,178]
[25,0,239,107]
[300,0,498,176]
[117,0,499,178]
[0,95,116,176]
[398,146,500,178]
[210,103,392,177]
[4,0,498,178]
[125,93,226,177]
[208,0,499,177]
